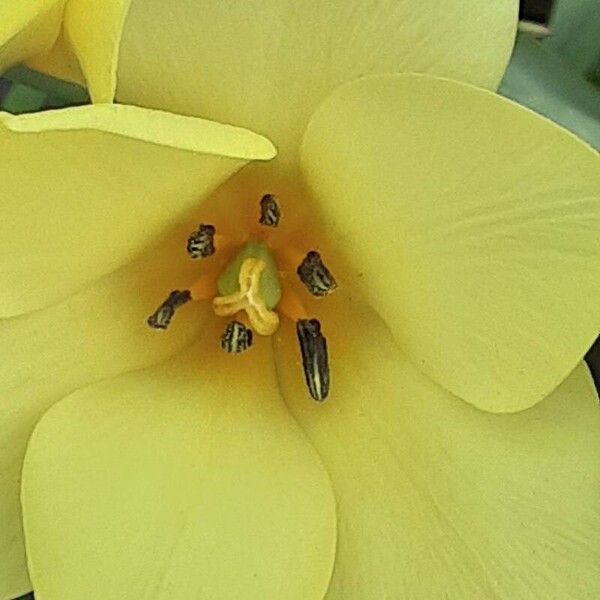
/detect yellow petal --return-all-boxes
[116,0,518,165]
[21,323,336,600]
[275,292,600,598]
[25,29,86,86]
[22,0,130,94]
[0,0,65,73]
[62,0,132,102]
[301,74,600,412]
[0,219,212,598]
[0,104,275,317]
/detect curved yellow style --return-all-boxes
[21,322,336,600]
[301,74,600,412]
[0,222,211,599]
[0,0,65,74]
[275,292,600,598]
[116,0,518,164]
[0,104,275,317]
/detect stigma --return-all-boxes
[213,251,280,336]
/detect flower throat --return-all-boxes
[147,194,337,401]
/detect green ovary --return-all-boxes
[217,241,282,309]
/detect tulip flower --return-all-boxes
[2,2,600,599]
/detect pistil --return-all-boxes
[213,255,280,336]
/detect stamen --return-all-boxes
[213,257,280,336]
[187,224,216,258]
[297,251,337,297]
[259,194,281,227]
[147,290,191,329]
[296,319,330,401]
[221,320,253,353]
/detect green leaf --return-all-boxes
[4,65,89,107]
[544,0,600,83]
[1,82,46,114]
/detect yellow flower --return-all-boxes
[2,1,600,599]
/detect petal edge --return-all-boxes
[301,73,600,412]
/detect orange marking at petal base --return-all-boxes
[273,244,306,273]
[235,311,251,328]
[278,286,308,321]
[189,270,219,301]
[214,233,234,251]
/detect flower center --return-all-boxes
[147,193,336,402]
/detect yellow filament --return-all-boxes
[189,270,219,301]
[278,285,308,321]
[272,244,307,273]
[213,258,280,336]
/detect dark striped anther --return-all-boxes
[187,224,216,258]
[296,319,330,401]
[297,251,337,297]
[221,320,253,353]
[147,290,191,330]
[259,194,281,227]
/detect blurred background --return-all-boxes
[4,0,600,597]
[504,0,600,390]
